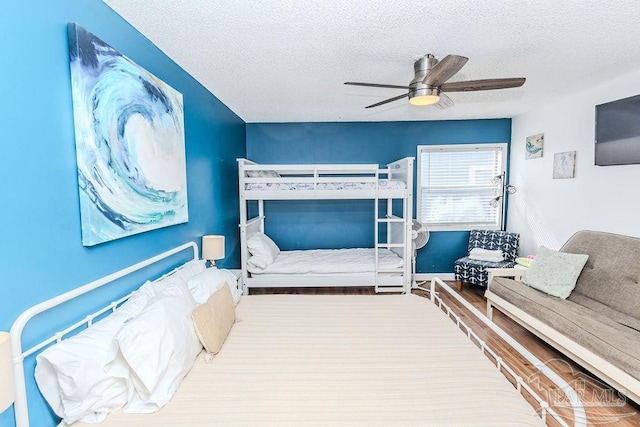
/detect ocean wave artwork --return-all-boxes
[68,23,188,246]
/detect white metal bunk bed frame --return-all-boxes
[7,243,586,426]
[237,157,414,293]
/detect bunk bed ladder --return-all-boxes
[374,174,406,293]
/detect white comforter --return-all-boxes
[248,248,403,275]
[245,179,406,191]
[75,295,544,427]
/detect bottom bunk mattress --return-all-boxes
[247,248,403,275]
[74,294,543,426]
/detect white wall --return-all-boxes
[508,68,640,256]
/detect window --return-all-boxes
[417,144,507,231]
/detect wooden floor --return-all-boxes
[251,284,640,426]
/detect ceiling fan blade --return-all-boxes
[435,93,454,109]
[344,82,410,90]
[423,55,468,87]
[440,77,526,92]
[365,93,409,108]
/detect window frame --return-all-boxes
[416,143,508,232]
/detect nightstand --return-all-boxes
[229,269,244,295]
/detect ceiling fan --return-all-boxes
[344,53,525,109]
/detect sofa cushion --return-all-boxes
[569,293,640,332]
[488,277,640,381]
[561,231,640,322]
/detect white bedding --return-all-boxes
[245,179,406,191]
[74,295,543,426]
[247,248,403,274]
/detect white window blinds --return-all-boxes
[417,144,506,230]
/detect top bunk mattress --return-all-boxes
[244,180,406,191]
[248,248,403,275]
[238,157,414,201]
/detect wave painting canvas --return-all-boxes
[68,23,188,246]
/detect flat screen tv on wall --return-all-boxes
[595,94,640,166]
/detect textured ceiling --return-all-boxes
[103,0,640,123]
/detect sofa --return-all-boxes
[484,230,640,403]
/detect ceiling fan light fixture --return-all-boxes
[409,87,440,106]
[345,53,526,110]
[409,94,440,106]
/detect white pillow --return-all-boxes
[246,170,280,178]
[108,280,202,413]
[247,255,268,271]
[187,268,241,305]
[246,232,280,265]
[172,259,207,282]
[34,280,161,424]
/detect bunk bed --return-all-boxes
[237,157,414,293]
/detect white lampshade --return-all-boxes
[0,332,14,413]
[202,235,225,265]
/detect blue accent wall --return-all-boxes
[1,2,245,426]
[1,3,512,425]
[246,120,512,273]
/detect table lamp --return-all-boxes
[202,235,225,266]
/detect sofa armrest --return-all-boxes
[486,268,525,284]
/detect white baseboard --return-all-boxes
[414,273,455,281]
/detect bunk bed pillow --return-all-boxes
[246,170,280,178]
[34,279,161,424]
[108,279,202,413]
[248,255,268,271]
[191,283,236,355]
[187,267,241,305]
[247,232,280,266]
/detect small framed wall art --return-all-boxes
[525,133,544,159]
[552,151,576,179]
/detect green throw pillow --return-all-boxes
[523,246,588,299]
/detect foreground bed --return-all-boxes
[75,294,543,426]
[10,243,583,426]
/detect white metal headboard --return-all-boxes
[10,242,198,427]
